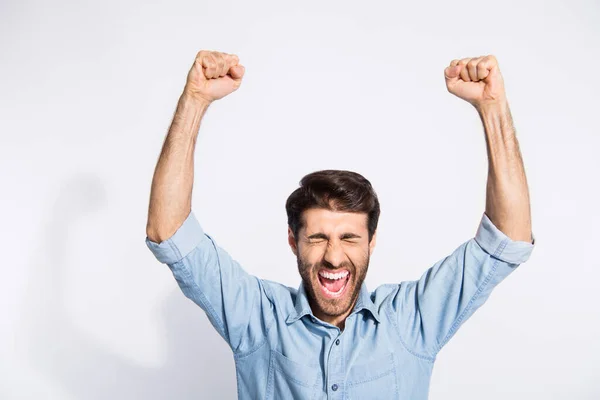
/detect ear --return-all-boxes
[288,226,298,256]
[369,230,377,256]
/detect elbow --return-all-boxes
[147,209,190,243]
[146,226,162,244]
[146,224,172,244]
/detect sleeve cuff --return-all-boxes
[145,211,206,264]
[474,212,535,265]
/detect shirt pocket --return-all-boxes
[345,353,399,399]
[266,350,322,400]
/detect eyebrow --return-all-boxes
[306,233,362,240]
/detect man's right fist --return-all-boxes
[184,50,245,104]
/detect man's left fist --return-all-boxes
[444,55,506,109]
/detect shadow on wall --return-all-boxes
[21,175,236,399]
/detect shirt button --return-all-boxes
[335,339,340,345]
[332,384,338,391]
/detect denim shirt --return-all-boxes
[146,212,535,399]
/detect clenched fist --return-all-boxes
[444,55,506,109]
[184,50,245,104]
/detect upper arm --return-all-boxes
[145,211,274,354]
[390,212,535,358]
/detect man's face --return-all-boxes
[288,208,377,322]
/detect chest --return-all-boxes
[246,312,431,399]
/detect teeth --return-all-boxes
[318,270,349,280]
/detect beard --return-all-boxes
[297,252,369,320]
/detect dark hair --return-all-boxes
[285,170,380,243]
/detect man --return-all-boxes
[146,50,535,399]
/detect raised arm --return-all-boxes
[444,55,532,243]
[146,50,244,242]
[389,56,535,359]
[145,52,274,354]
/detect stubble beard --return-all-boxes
[297,253,369,319]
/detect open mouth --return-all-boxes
[317,269,350,299]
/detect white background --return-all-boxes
[2,0,599,398]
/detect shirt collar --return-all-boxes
[286,281,381,324]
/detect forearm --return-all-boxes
[478,101,532,243]
[146,93,210,243]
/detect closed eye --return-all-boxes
[306,233,362,242]
[341,234,361,241]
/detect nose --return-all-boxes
[323,240,346,268]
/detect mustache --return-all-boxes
[320,262,353,271]
[302,260,356,273]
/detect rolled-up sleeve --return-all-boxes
[146,212,205,264]
[145,212,273,354]
[391,212,536,359]
[474,212,535,264]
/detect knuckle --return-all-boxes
[198,50,214,60]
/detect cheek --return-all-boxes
[348,248,370,267]
[299,246,323,264]
[297,251,316,273]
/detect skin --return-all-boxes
[444,55,532,243]
[147,51,532,330]
[146,51,244,241]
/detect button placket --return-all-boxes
[326,332,344,398]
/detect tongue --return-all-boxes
[322,277,346,293]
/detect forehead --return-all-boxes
[301,208,368,233]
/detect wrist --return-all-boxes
[180,89,212,109]
[475,98,509,118]
[476,98,516,142]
